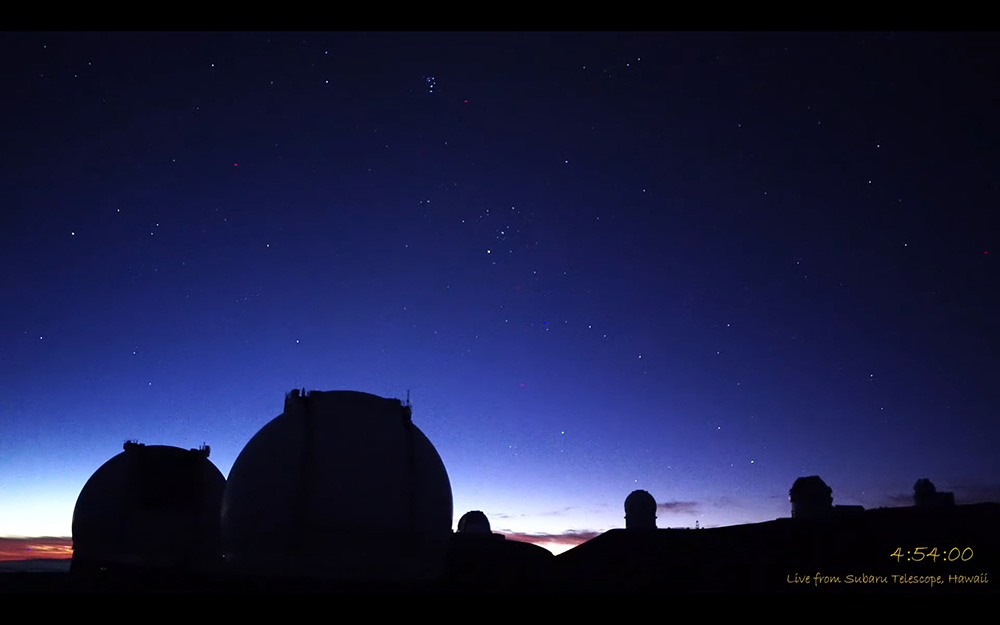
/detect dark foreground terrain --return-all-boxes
[4,504,997,594]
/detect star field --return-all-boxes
[0,32,997,550]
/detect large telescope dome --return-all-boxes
[221,390,453,580]
[71,442,224,574]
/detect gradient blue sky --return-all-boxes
[1,32,997,548]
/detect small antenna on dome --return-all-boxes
[406,389,411,407]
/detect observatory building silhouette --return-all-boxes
[71,441,225,574]
[456,510,493,534]
[913,478,955,508]
[221,389,453,581]
[444,510,554,587]
[624,489,657,529]
[789,475,863,519]
[63,379,1000,594]
[789,475,834,519]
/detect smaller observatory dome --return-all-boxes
[221,390,453,581]
[445,510,554,587]
[72,442,225,574]
[624,490,657,529]
[914,478,938,498]
[913,478,955,508]
[789,476,833,519]
[457,510,492,535]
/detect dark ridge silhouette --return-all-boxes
[70,441,224,576]
[552,477,998,593]
[52,392,998,594]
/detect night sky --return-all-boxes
[1,32,998,553]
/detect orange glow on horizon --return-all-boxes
[502,531,600,556]
[0,537,73,561]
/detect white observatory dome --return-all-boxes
[221,390,453,580]
[71,442,224,574]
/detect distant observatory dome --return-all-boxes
[71,442,224,574]
[913,478,955,508]
[457,510,492,534]
[445,510,554,587]
[914,478,937,498]
[625,490,657,529]
[221,390,453,580]
[789,476,833,519]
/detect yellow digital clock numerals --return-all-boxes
[891,547,973,562]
